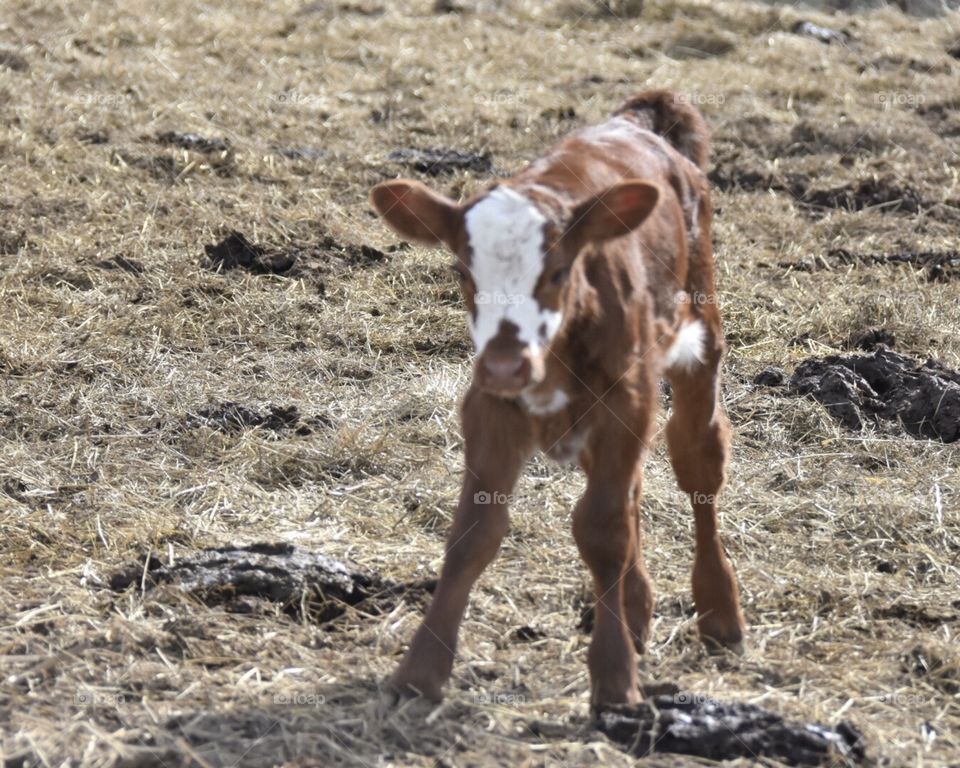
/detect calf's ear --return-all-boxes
[370,180,462,248]
[563,180,660,251]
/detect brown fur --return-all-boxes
[371,90,745,708]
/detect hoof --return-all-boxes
[703,636,745,656]
[627,625,651,654]
[377,678,442,718]
[698,614,746,655]
[384,672,444,705]
[590,683,643,715]
[377,684,438,718]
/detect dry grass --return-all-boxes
[1,0,958,765]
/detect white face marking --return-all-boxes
[521,388,570,416]
[463,187,562,355]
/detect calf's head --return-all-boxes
[370,179,659,397]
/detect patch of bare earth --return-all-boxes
[0,0,958,766]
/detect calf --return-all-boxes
[370,90,745,708]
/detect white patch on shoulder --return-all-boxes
[577,116,642,148]
[665,320,706,371]
[521,388,570,416]
[464,187,562,355]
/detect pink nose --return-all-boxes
[478,353,531,394]
[483,356,524,380]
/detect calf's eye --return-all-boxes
[550,267,570,286]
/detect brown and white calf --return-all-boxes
[370,89,745,708]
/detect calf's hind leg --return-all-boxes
[666,330,746,652]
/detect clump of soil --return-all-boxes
[183,402,328,435]
[202,230,387,279]
[203,231,295,274]
[830,248,960,282]
[94,255,145,274]
[850,328,896,351]
[706,168,927,217]
[77,129,109,144]
[109,543,433,623]
[540,105,578,121]
[155,131,231,153]
[0,231,27,254]
[707,163,773,193]
[0,46,29,71]
[777,249,960,282]
[597,695,865,765]
[754,366,788,386]
[387,147,494,176]
[801,176,923,214]
[588,0,645,17]
[270,144,328,161]
[791,20,851,45]
[664,32,737,59]
[789,348,960,441]
[111,150,182,181]
[782,120,897,156]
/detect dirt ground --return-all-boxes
[1,0,958,765]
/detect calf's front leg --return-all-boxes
[388,389,531,701]
[573,483,642,708]
[573,401,653,708]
